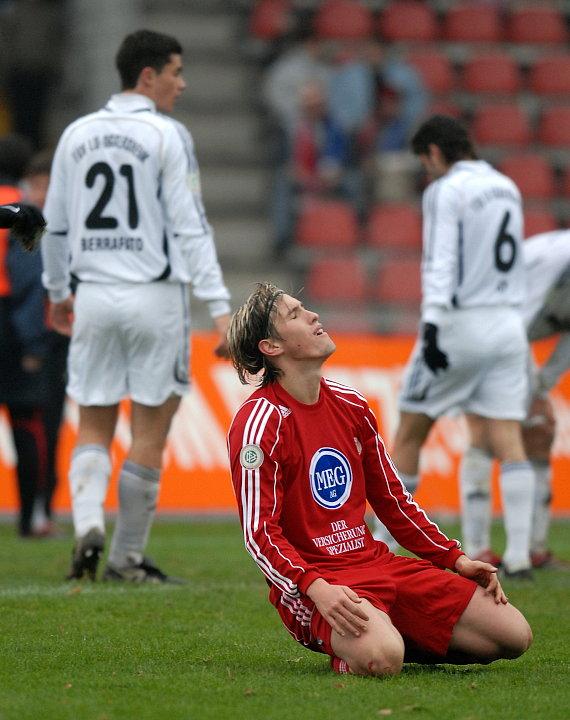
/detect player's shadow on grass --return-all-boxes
[305,657,496,678]
[402,663,492,676]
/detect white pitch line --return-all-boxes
[0,584,181,599]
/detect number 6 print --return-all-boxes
[494,210,517,272]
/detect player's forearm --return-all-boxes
[421,186,460,314]
[243,519,321,597]
[41,231,71,302]
[377,482,463,568]
[201,283,231,319]
[364,429,462,568]
[230,439,319,598]
[177,232,231,316]
[421,253,456,317]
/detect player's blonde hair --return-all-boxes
[228,282,284,386]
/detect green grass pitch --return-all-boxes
[0,518,568,720]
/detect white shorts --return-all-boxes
[399,306,528,420]
[67,282,190,406]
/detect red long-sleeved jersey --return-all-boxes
[227,377,463,601]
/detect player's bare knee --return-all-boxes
[369,650,404,677]
[500,618,533,659]
[352,637,404,677]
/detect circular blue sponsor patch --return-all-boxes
[309,447,353,510]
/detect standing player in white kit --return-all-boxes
[41,30,231,582]
[373,115,535,578]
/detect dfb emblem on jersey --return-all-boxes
[309,447,353,510]
[240,444,264,470]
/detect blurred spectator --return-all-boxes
[271,80,356,254]
[363,44,429,202]
[370,45,428,150]
[0,0,67,148]
[327,41,375,136]
[326,41,375,216]
[18,150,68,536]
[0,141,64,537]
[292,81,349,194]
[262,29,330,137]
[0,134,48,537]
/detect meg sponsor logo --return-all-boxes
[309,447,352,509]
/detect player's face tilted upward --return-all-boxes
[270,295,336,363]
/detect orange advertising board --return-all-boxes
[1,333,569,515]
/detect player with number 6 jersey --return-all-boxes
[373,115,534,578]
[41,30,231,584]
[420,156,524,315]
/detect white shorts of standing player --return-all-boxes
[67,281,191,407]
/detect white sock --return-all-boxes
[69,444,111,538]
[459,447,493,557]
[108,460,160,568]
[372,472,419,550]
[499,461,535,572]
[530,460,552,554]
[31,496,49,533]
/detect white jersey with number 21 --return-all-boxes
[42,93,230,315]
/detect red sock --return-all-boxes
[330,656,350,674]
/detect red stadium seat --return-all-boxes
[499,154,555,200]
[524,208,558,238]
[443,2,501,42]
[249,0,292,40]
[426,99,463,119]
[537,107,570,147]
[530,55,570,96]
[365,203,422,252]
[472,104,531,147]
[313,0,374,40]
[379,1,438,42]
[295,199,360,249]
[499,155,556,200]
[306,255,368,304]
[374,257,422,306]
[407,50,454,95]
[506,6,567,44]
[463,53,521,95]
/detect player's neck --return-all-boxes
[277,366,322,406]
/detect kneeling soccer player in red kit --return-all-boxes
[227,283,532,676]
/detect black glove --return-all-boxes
[422,322,449,374]
[0,202,46,251]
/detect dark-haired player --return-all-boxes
[41,30,231,582]
[373,115,534,579]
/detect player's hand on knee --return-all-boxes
[422,322,449,374]
[306,578,369,637]
[455,555,507,605]
[483,572,508,605]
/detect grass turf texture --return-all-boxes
[0,519,568,720]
